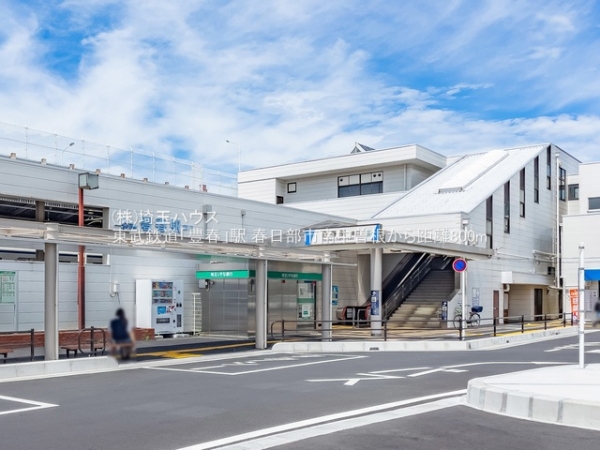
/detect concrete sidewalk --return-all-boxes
[466,364,600,431]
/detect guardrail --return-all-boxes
[270,312,575,342]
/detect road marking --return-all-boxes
[308,362,567,385]
[144,355,367,376]
[0,394,58,416]
[546,341,600,352]
[212,397,462,449]
[368,366,431,374]
[141,340,279,358]
[175,390,466,450]
[307,366,433,386]
[408,361,568,377]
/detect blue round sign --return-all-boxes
[452,258,467,272]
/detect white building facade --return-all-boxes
[562,161,600,316]
[0,140,583,337]
[240,143,580,326]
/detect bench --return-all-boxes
[0,347,14,363]
[61,342,105,358]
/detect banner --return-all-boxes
[569,288,579,322]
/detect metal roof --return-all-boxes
[374,144,545,218]
[0,218,349,265]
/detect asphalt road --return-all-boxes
[0,332,599,450]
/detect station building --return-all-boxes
[562,161,600,316]
[0,141,582,340]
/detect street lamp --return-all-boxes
[60,142,75,165]
[77,172,100,330]
[225,140,241,172]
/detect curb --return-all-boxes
[271,326,578,353]
[466,372,600,430]
[0,356,119,382]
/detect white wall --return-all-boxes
[331,251,359,311]
[0,157,352,332]
[236,179,277,203]
[0,249,199,333]
[240,162,438,207]
[563,214,600,287]
[577,162,600,214]
[408,164,434,188]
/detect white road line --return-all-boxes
[210,397,462,450]
[368,366,431,374]
[0,394,58,416]
[144,355,367,376]
[408,360,568,377]
[175,390,466,450]
[407,368,442,377]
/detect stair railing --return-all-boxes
[383,254,434,319]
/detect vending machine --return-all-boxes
[136,279,184,335]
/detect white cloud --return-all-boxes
[0,0,599,178]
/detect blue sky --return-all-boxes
[1,0,600,172]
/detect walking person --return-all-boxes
[594,299,600,328]
[109,308,135,360]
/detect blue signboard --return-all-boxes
[370,290,380,316]
[585,269,600,281]
[332,285,339,306]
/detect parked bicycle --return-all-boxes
[453,305,482,329]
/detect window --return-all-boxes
[568,184,579,200]
[589,197,600,210]
[559,168,566,201]
[504,181,510,233]
[338,172,383,198]
[486,196,493,249]
[533,156,539,203]
[287,182,296,193]
[276,196,284,204]
[546,146,551,190]
[519,168,525,217]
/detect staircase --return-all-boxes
[388,270,456,327]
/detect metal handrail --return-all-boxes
[77,327,107,356]
[383,254,434,318]
[269,311,576,342]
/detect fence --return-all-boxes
[270,312,575,342]
[0,121,238,196]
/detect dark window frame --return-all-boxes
[546,146,551,190]
[568,184,579,201]
[559,167,566,201]
[519,168,525,218]
[589,197,600,210]
[504,181,510,233]
[534,156,539,203]
[337,172,383,198]
[486,196,493,249]
[287,182,297,194]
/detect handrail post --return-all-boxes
[544,314,547,330]
[459,321,462,340]
[563,312,566,327]
[30,328,35,361]
[101,329,106,355]
[77,328,84,354]
[281,320,285,342]
[90,326,95,356]
[521,315,524,333]
[493,318,497,337]
[383,320,387,341]
[571,312,574,327]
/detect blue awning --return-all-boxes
[584,269,600,281]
